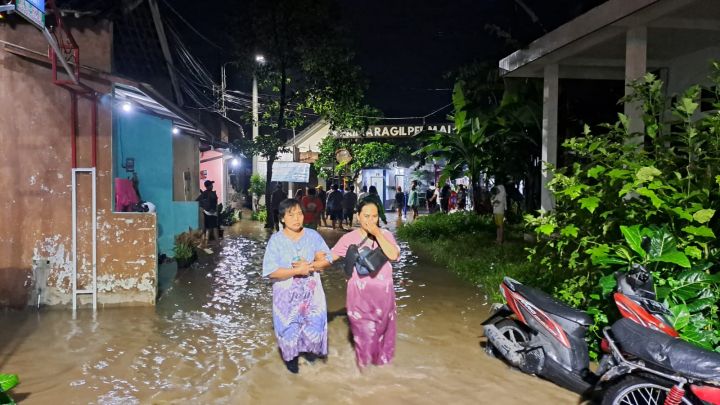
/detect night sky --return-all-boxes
[172,0,607,119]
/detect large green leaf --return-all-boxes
[579,196,600,213]
[647,227,677,259]
[682,225,716,238]
[684,245,702,260]
[599,273,617,296]
[692,209,715,224]
[587,165,606,179]
[0,374,18,393]
[668,304,691,330]
[620,225,646,259]
[537,223,556,236]
[560,224,579,238]
[671,207,693,221]
[636,187,663,209]
[635,166,662,183]
[650,250,690,268]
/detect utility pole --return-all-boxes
[252,54,265,175]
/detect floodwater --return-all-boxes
[0,216,579,404]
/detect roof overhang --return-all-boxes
[1,37,228,148]
[499,0,720,79]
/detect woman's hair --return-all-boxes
[356,199,381,225]
[396,186,402,192]
[278,198,302,226]
[307,187,317,196]
[368,185,378,195]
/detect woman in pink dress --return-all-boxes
[331,200,400,368]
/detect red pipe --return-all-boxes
[70,92,78,168]
[91,98,97,167]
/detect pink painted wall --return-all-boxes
[199,150,225,203]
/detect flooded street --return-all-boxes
[0,218,578,404]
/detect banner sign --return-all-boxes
[272,162,311,183]
[15,0,45,28]
[330,123,455,139]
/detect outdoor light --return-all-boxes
[172,127,180,135]
[232,158,239,167]
[255,54,266,64]
[121,101,132,112]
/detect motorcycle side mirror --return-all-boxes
[641,236,651,253]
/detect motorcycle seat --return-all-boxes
[505,278,592,326]
[611,318,720,382]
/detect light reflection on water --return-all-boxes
[0,220,577,404]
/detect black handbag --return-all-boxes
[343,235,389,278]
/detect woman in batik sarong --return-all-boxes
[331,199,400,368]
[262,198,333,373]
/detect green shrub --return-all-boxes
[251,207,268,222]
[398,212,531,302]
[525,68,720,357]
[397,211,495,240]
[173,242,193,260]
[250,174,266,201]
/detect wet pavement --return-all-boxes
[0,215,579,404]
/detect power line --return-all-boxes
[160,0,226,51]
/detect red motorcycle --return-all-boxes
[601,318,720,404]
[483,264,720,404]
[482,264,683,395]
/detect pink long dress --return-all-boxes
[332,229,399,367]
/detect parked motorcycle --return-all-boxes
[600,318,720,405]
[481,264,678,395]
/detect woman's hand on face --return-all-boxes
[365,222,382,237]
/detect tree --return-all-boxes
[228,0,377,227]
[314,136,419,182]
[416,81,493,213]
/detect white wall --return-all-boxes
[666,45,720,96]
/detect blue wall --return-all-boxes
[113,110,199,256]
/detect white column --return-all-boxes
[252,74,259,174]
[625,26,647,139]
[541,64,559,212]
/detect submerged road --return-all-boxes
[0,215,577,404]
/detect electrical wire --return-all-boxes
[159,0,227,51]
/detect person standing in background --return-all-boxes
[317,185,328,227]
[270,183,287,232]
[491,184,507,244]
[326,184,345,230]
[342,185,358,228]
[394,186,405,220]
[408,183,419,221]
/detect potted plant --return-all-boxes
[173,230,201,267]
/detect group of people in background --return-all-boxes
[425,182,469,214]
[269,183,388,232]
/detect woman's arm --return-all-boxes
[268,262,312,280]
[368,227,399,261]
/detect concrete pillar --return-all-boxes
[625,27,647,138]
[541,64,559,212]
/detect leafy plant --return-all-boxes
[397,211,495,240]
[173,242,194,261]
[249,174,266,210]
[525,67,720,357]
[217,203,238,227]
[251,207,268,223]
[0,373,18,405]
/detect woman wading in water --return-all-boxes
[331,200,400,368]
[262,199,333,373]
